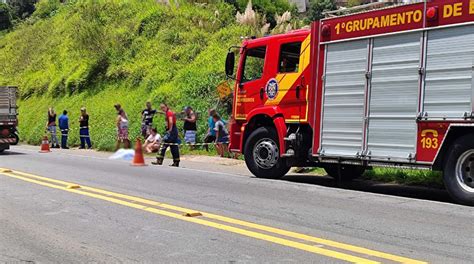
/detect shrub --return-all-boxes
[7,0,37,19]
[34,0,61,18]
[0,3,12,30]
[307,0,336,22]
[236,0,296,27]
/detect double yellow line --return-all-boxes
[0,168,427,264]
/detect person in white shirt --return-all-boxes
[114,104,130,151]
[143,128,161,153]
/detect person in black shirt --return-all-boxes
[79,107,92,149]
[141,102,157,138]
[46,107,60,148]
[182,106,197,149]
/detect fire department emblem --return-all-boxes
[265,78,279,100]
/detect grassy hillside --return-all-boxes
[0,0,250,150]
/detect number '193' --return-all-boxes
[421,137,439,149]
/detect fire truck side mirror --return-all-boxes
[225,51,235,78]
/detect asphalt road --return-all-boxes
[0,146,472,263]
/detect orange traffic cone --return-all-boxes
[131,138,146,166]
[39,135,51,153]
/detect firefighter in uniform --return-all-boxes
[152,103,180,167]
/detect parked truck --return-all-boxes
[0,86,19,152]
[225,0,474,205]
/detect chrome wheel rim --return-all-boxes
[253,138,279,169]
[455,150,474,193]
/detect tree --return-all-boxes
[7,0,37,19]
[307,0,336,22]
[0,3,12,30]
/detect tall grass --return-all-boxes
[363,168,444,188]
[0,0,254,150]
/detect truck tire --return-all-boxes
[244,127,290,179]
[324,164,365,181]
[11,133,19,145]
[443,134,474,206]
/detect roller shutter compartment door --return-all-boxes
[320,40,368,157]
[424,25,474,118]
[366,33,421,160]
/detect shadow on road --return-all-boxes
[0,151,27,156]
[280,174,454,204]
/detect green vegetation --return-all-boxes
[347,0,362,8]
[5,0,36,20]
[0,0,253,150]
[234,0,296,26]
[0,3,12,30]
[307,0,337,21]
[363,168,444,188]
[305,167,443,188]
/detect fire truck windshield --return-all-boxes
[241,46,266,83]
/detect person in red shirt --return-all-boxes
[152,103,180,167]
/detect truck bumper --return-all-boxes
[0,138,16,144]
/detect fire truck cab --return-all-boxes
[226,0,474,205]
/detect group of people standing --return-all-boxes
[46,102,230,168]
[46,107,92,150]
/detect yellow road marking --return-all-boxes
[0,171,376,264]
[0,168,428,264]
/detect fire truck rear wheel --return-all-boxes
[323,164,365,181]
[244,127,290,179]
[443,134,474,206]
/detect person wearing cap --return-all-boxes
[79,107,92,149]
[114,104,130,150]
[182,106,197,149]
[152,103,180,167]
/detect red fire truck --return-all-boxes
[225,0,474,205]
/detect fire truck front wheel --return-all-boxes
[443,134,474,206]
[244,127,290,179]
